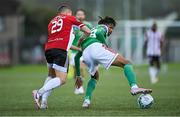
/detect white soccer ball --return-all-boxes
[137,94,154,109]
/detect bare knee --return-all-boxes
[60,78,66,85]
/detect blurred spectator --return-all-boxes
[144,22,164,84]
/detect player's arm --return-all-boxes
[74,51,83,88]
[80,25,91,36]
[77,26,91,47]
[70,16,91,39]
[70,45,82,51]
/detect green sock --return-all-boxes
[85,78,97,100]
[124,64,137,87]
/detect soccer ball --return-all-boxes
[137,94,154,109]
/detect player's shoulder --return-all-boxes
[97,25,108,33]
[65,15,76,20]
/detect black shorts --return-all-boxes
[45,48,69,73]
[148,55,161,68]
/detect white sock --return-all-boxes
[38,77,61,96]
[149,67,156,81]
[42,77,53,102]
[131,84,139,89]
[44,76,52,84]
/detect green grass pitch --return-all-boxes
[0,63,180,116]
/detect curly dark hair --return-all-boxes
[98,16,116,27]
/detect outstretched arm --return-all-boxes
[70,45,82,51]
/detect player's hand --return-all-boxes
[75,76,83,88]
[78,48,82,52]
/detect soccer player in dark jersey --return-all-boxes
[32,5,91,109]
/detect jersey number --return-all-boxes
[51,19,63,34]
[89,29,97,38]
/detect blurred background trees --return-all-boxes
[1,0,180,65]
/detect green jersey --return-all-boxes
[81,25,109,50]
[72,21,93,53]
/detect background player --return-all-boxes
[70,9,93,95]
[75,16,152,108]
[32,5,91,109]
[144,22,164,84]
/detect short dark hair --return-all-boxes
[58,4,71,13]
[98,16,116,27]
[75,8,86,14]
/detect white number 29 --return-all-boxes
[51,19,63,34]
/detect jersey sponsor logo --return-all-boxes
[48,38,63,42]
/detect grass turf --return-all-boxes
[0,63,180,116]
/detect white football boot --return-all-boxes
[130,88,152,96]
[32,90,41,109]
[82,98,90,108]
[74,86,84,95]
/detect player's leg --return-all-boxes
[40,66,55,109]
[32,49,68,109]
[92,43,152,95]
[148,56,158,84]
[37,66,67,96]
[82,71,99,108]
[81,45,99,108]
[69,53,80,94]
[80,61,86,78]
[111,54,152,95]
[33,69,67,109]
[77,58,86,94]
[111,54,137,86]
[153,56,161,83]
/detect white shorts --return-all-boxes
[83,43,118,76]
[70,53,83,66]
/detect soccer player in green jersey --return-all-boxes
[70,9,93,95]
[74,16,152,108]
